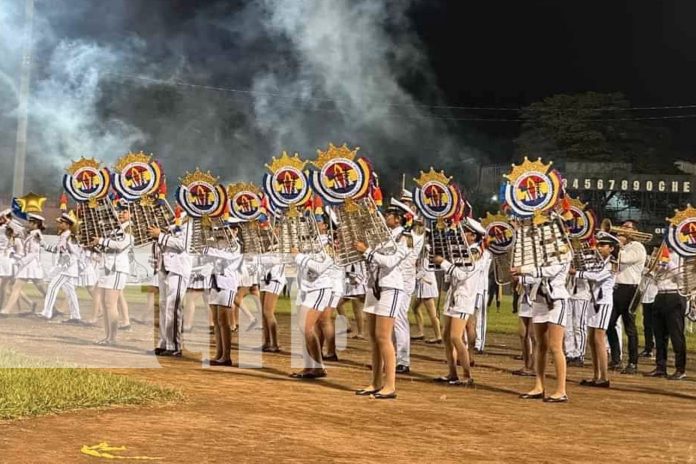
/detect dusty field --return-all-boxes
[1,297,696,463]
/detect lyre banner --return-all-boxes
[502,157,563,218]
[666,204,696,258]
[263,151,312,210]
[112,151,173,247]
[62,157,119,247]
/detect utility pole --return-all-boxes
[12,0,35,197]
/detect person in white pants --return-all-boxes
[565,275,591,367]
[40,212,82,323]
[473,245,493,354]
[148,220,192,356]
[389,198,421,374]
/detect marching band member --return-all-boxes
[473,230,493,355]
[184,253,209,333]
[512,245,571,403]
[0,209,14,307]
[90,205,134,345]
[338,261,367,339]
[565,271,592,367]
[575,232,619,388]
[148,217,193,357]
[410,251,442,344]
[289,241,334,379]
[318,210,345,360]
[1,213,46,315]
[256,249,286,353]
[39,212,82,323]
[639,278,658,359]
[354,207,409,399]
[80,249,101,324]
[203,234,243,366]
[609,220,645,374]
[645,246,687,380]
[390,198,421,375]
[234,257,260,332]
[1,222,24,310]
[512,277,536,377]
[432,221,485,387]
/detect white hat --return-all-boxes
[462,218,486,236]
[388,197,415,217]
[400,189,413,202]
[0,208,11,217]
[57,212,77,226]
[27,213,45,222]
[596,231,620,247]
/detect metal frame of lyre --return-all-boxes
[511,214,572,269]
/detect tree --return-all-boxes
[514,92,679,172]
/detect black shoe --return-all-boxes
[158,350,181,357]
[208,359,233,366]
[147,348,166,355]
[118,324,132,331]
[434,375,457,383]
[425,338,443,344]
[449,378,474,387]
[639,349,654,358]
[644,369,667,378]
[543,395,569,403]
[621,363,638,375]
[324,354,339,362]
[475,349,484,355]
[591,380,610,388]
[579,379,596,386]
[61,318,83,325]
[609,361,623,371]
[395,365,410,374]
[355,388,380,396]
[373,391,397,400]
[410,335,425,341]
[512,368,536,377]
[667,371,687,381]
[519,391,544,400]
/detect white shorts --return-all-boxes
[444,307,471,320]
[260,280,284,295]
[363,288,405,318]
[189,273,207,290]
[344,281,366,297]
[415,279,439,299]
[518,299,533,318]
[78,264,98,287]
[208,288,236,307]
[532,299,568,327]
[587,303,612,330]
[299,288,333,312]
[97,271,128,291]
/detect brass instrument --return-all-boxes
[75,198,120,248]
[331,197,396,267]
[600,218,653,244]
[677,256,696,299]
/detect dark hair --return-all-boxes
[621,219,639,228]
[30,219,46,232]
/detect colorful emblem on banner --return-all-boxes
[480,211,515,254]
[309,144,372,204]
[503,157,561,217]
[666,204,696,257]
[412,168,459,220]
[62,158,112,203]
[176,169,227,218]
[564,197,596,241]
[263,151,311,208]
[112,151,162,201]
[227,182,264,221]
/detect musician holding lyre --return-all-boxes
[574,231,619,388]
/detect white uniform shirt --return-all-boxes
[155,222,193,278]
[616,241,647,285]
[363,226,409,291]
[98,221,134,274]
[577,257,616,305]
[43,230,80,277]
[294,252,334,292]
[441,259,479,312]
[203,246,243,290]
[655,251,680,292]
[519,261,571,301]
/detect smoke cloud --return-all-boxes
[0,0,487,200]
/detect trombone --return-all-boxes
[600,219,653,244]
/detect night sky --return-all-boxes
[1,0,695,198]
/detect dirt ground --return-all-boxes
[1,298,696,464]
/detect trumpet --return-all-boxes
[600,219,653,244]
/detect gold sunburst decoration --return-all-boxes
[16,192,47,213]
[227,182,262,198]
[265,151,306,173]
[313,143,359,169]
[65,157,101,175]
[480,211,509,229]
[180,168,218,186]
[114,151,153,172]
[504,157,552,183]
[667,204,696,225]
[413,167,452,187]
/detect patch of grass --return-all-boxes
[0,349,182,420]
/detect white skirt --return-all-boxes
[363,288,405,318]
[260,280,285,295]
[97,271,128,291]
[16,260,44,280]
[587,303,612,330]
[415,277,439,299]
[299,288,333,312]
[532,299,568,327]
[0,257,13,277]
[209,288,236,307]
[78,264,98,287]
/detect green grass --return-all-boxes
[0,349,183,420]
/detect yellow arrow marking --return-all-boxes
[80,442,162,460]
